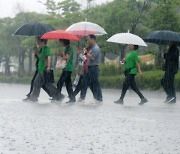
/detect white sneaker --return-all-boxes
[95,99,103,104]
[167,97,176,103]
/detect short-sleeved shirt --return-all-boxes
[125,50,139,75]
[63,46,74,72]
[38,46,51,73]
[87,44,101,66]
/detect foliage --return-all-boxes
[1,70,179,91]
[99,70,180,91]
[0,0,179,78]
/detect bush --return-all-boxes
[140,64,156,72]
[99,63,160,76]
[0,70,179,91]
[99,64,124,76]
[0,76,31,84]
[99,70,180,91]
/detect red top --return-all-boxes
[84,50,90,73]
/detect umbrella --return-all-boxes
[41,30,80,41]
[66,21,107,37]
[143,30,180,46]
[13,22,54,36]
[107,32,147,47]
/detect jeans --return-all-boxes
[161,71,176,99]
[73,75,94,98]
[30,72,57,99]
[57,71,74,100]
[120,74,144,100]
[81,66,102,101]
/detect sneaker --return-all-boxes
[164,98,170,103]
[167,97,176,104]
[26,93,30,97]
[66,98,76,104]
[139,98,148,105]
[78,98,85,102]
[53,94,65,101]
[95,100,103,104]
[22,97,29,101]
[23,97,38,102]
[114,99,124,105]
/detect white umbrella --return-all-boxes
[66,21,107,36]
[107,32,147,47]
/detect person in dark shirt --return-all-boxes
[161,42,179,103]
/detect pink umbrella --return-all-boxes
[66,21,107,37]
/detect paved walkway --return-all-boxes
[0,84,180,154]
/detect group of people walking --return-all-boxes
[24,34,179,105]
[24,34,103,104]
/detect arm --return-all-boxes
[58,52,70,60]
[86,53,95,60]
[63,53,70,60]
[47,56,51,71]
[34,46,39,58]
[59,47,72,60]
[86,48,99,61]
[136,62,143,76]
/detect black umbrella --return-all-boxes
[13,22,54,36]
[143,30,180,46]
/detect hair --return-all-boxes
[134,45,139,50]
[88,34,96,40]
[40,39,48,45]
[59,39,70,46]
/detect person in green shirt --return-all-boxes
[55,39,75,103]
[114,44,148,105]
[24,39,57,102]
[23,43,53,101]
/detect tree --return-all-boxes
[148,0,180,66]
[0,18,19,75]
[42,0,80,17]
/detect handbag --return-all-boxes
[44,70,55,84]
[56,50,73,70]
[56,56,67,69]
[77,64,84,75]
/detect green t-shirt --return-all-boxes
[125,50,139,75]
[63,46,74,72]
[38,46,51,73]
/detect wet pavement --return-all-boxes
[0,83,180,154]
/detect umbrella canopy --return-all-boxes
[143,30,180,46]
[41,30,80,41]
[13,22,54,36]
[66,21,107,36]
[107,32,147,47]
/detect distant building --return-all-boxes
[104,53,119,66]
[0,62,18,73]
[139,54,155,65]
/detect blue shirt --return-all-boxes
[87,44,101,66]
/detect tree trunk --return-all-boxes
[28,49,33,75]
[4,55,11,76]
[18,48,26,77]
